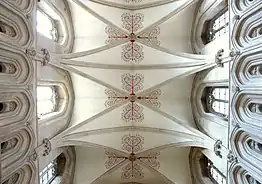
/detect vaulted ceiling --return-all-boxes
[51,0,216,183]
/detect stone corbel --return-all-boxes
[234,15,241,21]
[214,140,223,158]
[229,49,241,58]
[26,48,50,66]
[40,48,50,66]
[26,48,37,58]
[227,150,238,163]
[42,138,52,156]
[215,49,224,67]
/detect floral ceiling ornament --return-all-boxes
[104,134,160,180]
[105,73,162,122]
[122,162,144,179]
[105,89,127,107]
[121,42,144,63]
[105,12,160,63]
[137,27,161,46]
[121,13,144,33]
[122,134,144,153]
[105,151,126,169]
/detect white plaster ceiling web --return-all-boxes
[56,0,216,183]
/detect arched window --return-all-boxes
[202,9,229,44]
[37,86,59,119]
[207,160,226,184]
[203,87,229,118]
[37,9,58,41]
[39,160,58,184]
[39,152,67,184]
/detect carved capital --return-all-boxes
[227,151,238,163]
[230,49,240,57]
[215,49,224,67]
[214,140,223,158]
[232,86,240,93]
[26,48,37,57]
[234,15,241,20]
[42,138,52,156]
[40,48,50,66]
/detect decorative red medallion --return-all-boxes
[105,151,126,169]
[122,162,144,179]
[122,134,144,153]
[105,26,128,44]
[105,73,161,122]
[105,12,160,63]
[121,13,144,33]
[105,134,160,180]
[137,27,161,46]
[121,42,144,63]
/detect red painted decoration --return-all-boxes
[105,89,128,107]
[121,13,144,33]
[137,26,161,45]
[122,102,144,122]
[105,151,126,169]
[140,89,162,108]
[105,73,161,122]
[122,134,144,153]
[121,73,144,93]
[139,152,160,169]
[121,42,144,63]
[122,162,144,180]
[105,12,160,63]
[104,134,160,180]
[105,26,128,44]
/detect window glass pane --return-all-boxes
[207,87,229,117]
[39,161,57,184]
[37,86,58,118]
[207,9,229,42]
[37,10,53,40]
[208,160,226,184]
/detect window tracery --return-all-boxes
[207,161,226,184]
[202,9,229,44]
[39,160,58,184]
[204,87,229,118]
[37,86,59,119]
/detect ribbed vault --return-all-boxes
[49,0,217,183]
